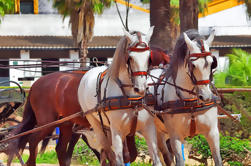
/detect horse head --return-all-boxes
[122,27,154,96]
[183,29,217,101]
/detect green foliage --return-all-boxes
[187,135,212,160]
[135,135,148,154]
[0,0,14,22]
[187,135,250,165]
[221,92,251,138]
[141,0,150,4]
[214,48,251,86]
[198,0,213,15]
[72,139,99,165]
[53,0,113,17]
[227,49,251,86]
[12,151,58,164]
[72,136,151,165]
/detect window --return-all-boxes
[15,0,38,14]
[0,61,10,85]
[41,58,59,75]
[20,0,34,14]
[0,61,9,77]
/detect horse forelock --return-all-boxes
[167,29,205,80]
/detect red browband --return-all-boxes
[128,42,150,52]
[129,47,150,52]
[196,80,210,85]
[132,71,148,76]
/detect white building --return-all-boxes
[0,0,250,86]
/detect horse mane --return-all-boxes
[167,29,205,80]
[107,36,128,79]
[107,31,140,79]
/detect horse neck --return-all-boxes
[118,68,136,95]
[118,68,131,84]
[168,65,195,100]
[106,64,135,96]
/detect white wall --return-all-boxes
[0,2,150,36]
[0,14,71,36]
[199,4,251,35]
[10,56,42,87]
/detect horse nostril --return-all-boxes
[199,95,203,101]
[134,88,139,93]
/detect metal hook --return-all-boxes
[92,57,99,67]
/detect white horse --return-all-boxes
[147,29,222,166]
[78,27,163,166]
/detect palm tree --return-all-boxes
[0,0,14,22]
[149,0,211,52]
[53,0,112,67]
[179,0,213,32]
[179,0,198,32]
[150,0,179,53]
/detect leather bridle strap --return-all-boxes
[132,71,148,77]
[128,42,150,52]
[196,80,210,85]
[189,52,211,57]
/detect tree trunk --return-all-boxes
[79,39,88,68]
[150,0,174,52]
[179,0,198,33]
[70,1,94,68]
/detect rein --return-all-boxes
[148,73,197,95]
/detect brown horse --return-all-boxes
[9,71,137,166]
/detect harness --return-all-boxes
[150,47,170,66]
[96,69,155,110]
[95,32,151,136]
[147,41,220,137]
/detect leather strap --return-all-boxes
[132,71,147,77]
[189,52,211,57]
[196,80,210,85]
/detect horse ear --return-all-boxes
[123,29,133,42]
[206,29,215,46]
[145,26,154,43]
[184,32,195,51]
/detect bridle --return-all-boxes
[111,32,150,97]
[148,39,218,99]
[126,32,150,84]
[186,40,216,87]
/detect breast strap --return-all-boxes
[154,96,220,114]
